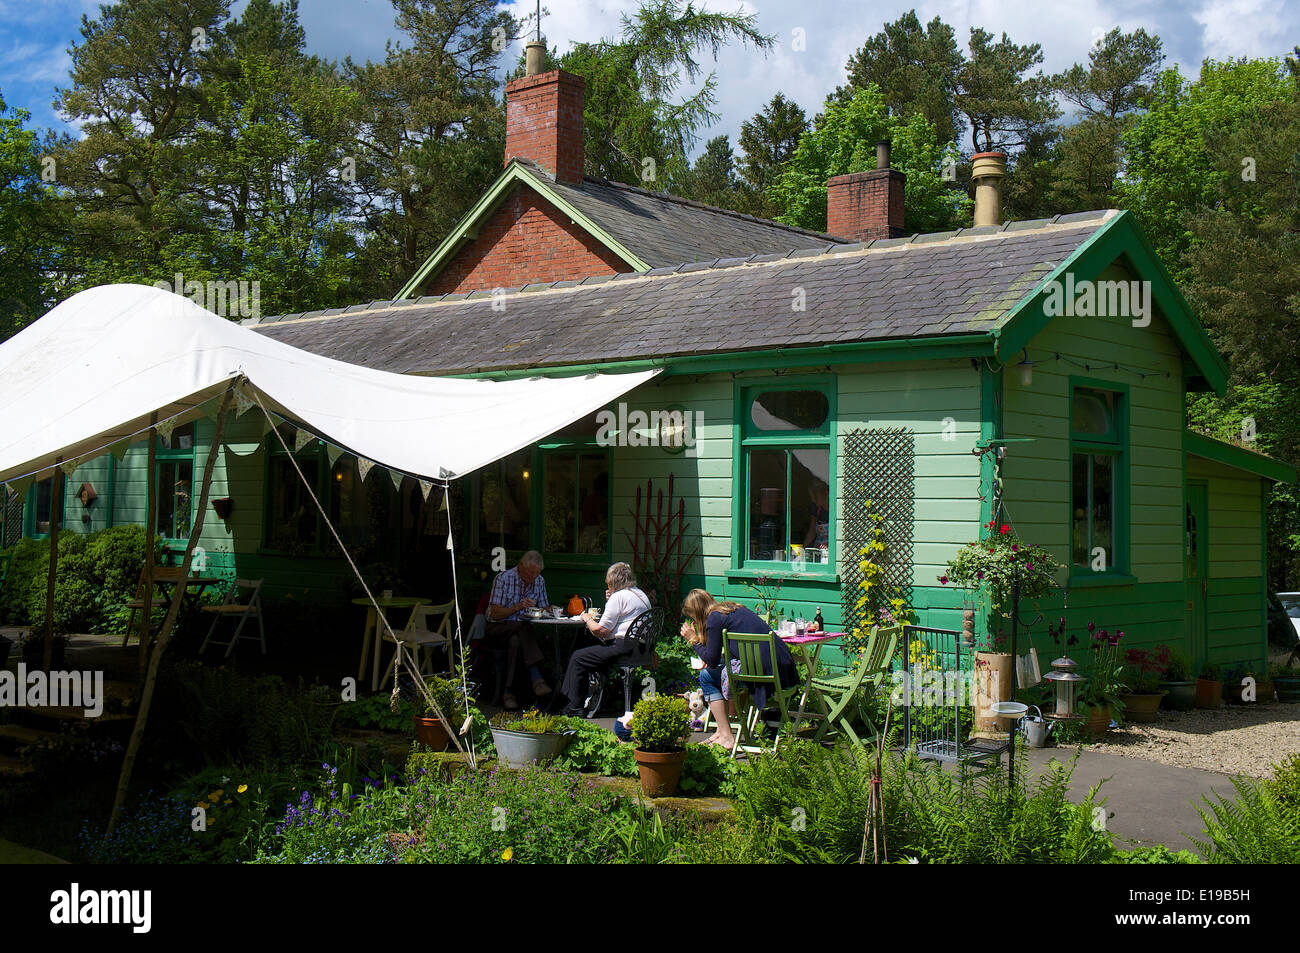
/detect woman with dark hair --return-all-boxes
[680,588,798,749]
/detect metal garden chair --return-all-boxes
[805,624,901,747]
[721,628,800,759]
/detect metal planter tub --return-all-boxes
[489,726,576,768]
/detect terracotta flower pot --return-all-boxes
[413,715,451,752]
[634,747,686,797]
[1084,706,1113,741]
[1117,691,1166,723]
[1195,678,1222,709]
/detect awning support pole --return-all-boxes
[107,384,235,837]
[42,457,63,671]
[139,413,158,679]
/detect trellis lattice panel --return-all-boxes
[840,427,916,641]
[1,487,21,549]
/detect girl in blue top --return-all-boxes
[680,588,798,749]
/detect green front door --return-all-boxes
[1185,482,1209,663]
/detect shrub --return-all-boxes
[1190,773,1300,864]
[551,718,636,777]
[1266,753,1300,816]
[631,694,690,752]
[680,742,742,796]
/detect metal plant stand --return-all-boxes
[902,625,1006,772]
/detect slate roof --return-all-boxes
[254,210,1116,376]
[543,169,848,265]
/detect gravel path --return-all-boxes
[1084,702,1300,778]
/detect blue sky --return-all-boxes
[1,0,1296,152]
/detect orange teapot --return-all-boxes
[566,594,592,616]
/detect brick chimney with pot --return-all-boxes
[503,40,585,184]
[826,140,905,241]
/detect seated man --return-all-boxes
[559,562,653,717]
[485,550,553,709]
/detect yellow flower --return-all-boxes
[501,847,514,861]
[208,792,221,803]
[237,784,248,794]
[223,799,233,806]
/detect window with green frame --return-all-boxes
[738,383,834,570]
[472,412,611,562]
[1070,384,1127,574]
[26,476,60,536]
[155,422,196,540]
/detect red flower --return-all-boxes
[999,524,1009,535]
[939,575,949,585]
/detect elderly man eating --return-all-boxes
[485,550,553,709]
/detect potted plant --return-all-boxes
[1272,661,1300,703]
[1196,662,1223,709]
[1117,645,1168,723]
[630,693,692,797]
[413,675,465,752]
[1223,664,1272,704]
[942,523,1064,734]
[488,709,576,768]
[1159,647,1196,711]
[1078,625,1127,740]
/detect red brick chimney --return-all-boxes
[826,140,905,241]
[504,41,585,184]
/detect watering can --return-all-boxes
[1021,706,1048,748]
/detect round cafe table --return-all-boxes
[779,630,844,734]
[528,614,591,685]
[351,596,431,691]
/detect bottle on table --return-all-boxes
[813,606,824,632]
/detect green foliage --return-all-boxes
[631,693,691,752]
[489,708,564,735]
[1265,753,1300,816]
[772,85,965,235]
[1190,773,1300,864]
[551,718,637,777]
[596,801,695,863]
[942,524,1064,642]
[152,660,337,768]
[0,91,60,340]
[1161,646,1192,681]
[0,524,156,633]
[679,741,741,796]
[1110,845,1202,864]
[335,693,418,734]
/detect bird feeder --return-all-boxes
[1044,655,1085,719]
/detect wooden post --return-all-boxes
[139,414,159,677]
[42,458,64,671]
[108,388,233,837]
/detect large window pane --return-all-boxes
[544,455,576,554]
[791,450,830,558]
[156,460,194,539]
[1071,454,1089,566]
[748,448,787,560]
[268,456,319,552]
[328,458,373,548]
[1091,454,1114,566]
[750,391,829,432]
[479,448,531,552]
[576,454,609,555]
[33,478,53,534]
[747,447,831,563]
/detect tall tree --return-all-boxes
[955,27,1059,154]
[676,133,740,208]
[736,91,808,216]
[838,10,962,149]
[770,85,966,234]
[1116,58,1294,280]
[558,0,772,187]
[0,93,63,340]
[348,0,521,299]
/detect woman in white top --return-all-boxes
[560,562,652,715]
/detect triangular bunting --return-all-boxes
[357,458,375,482]
[326,443,344,468]
[389,469,405,492]
[5,475,33,498]
[419,480,433,502]
[155,417,176,444]
[60,458,79,476]
[294,428,315,453]
[233,389,255,417]
[109,437,132,462]
[260,413,276,438]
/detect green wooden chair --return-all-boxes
[721,628,801,759]
[806,624,901,748]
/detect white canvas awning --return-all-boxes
[0,283,658,485]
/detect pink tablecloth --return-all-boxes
[780,631,843,645]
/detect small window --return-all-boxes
[32,478,55,535]
[1072,390,1115,440]
[543,452,610,555]
[478,448,533,552]
[749,391,829,432]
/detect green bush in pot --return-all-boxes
[1160,647,1196,711]
[630,693,692,797]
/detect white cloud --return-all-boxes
[1193,0,1294,60]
